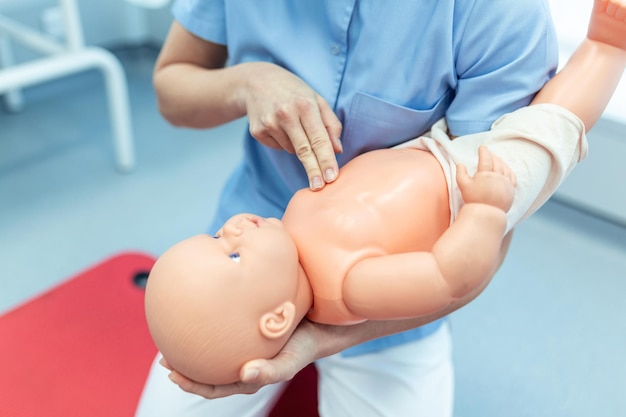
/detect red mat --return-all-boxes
[0,252,318,417]
[0,253,158,417]
[270,364,319,417]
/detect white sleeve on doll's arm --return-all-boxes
[434,104,588,233]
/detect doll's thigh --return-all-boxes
[134,354,287,417]
[316,322,454,417]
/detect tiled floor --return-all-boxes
[1,46,624,417]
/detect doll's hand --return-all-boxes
[456,146,516,213]
[162,319,321,399]
[242,62,343,190]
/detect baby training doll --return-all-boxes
[145,0,626,385]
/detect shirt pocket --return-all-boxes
[339,91,452,165]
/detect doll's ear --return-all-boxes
[259,302,296,339]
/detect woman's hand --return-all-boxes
[238,62,343,190]
[162,319,322,399]
[162,288,488,399]
[162,306,462,399]
[154,23,342,191]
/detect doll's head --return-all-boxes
[145,214,311,385]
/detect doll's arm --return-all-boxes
[342,147,515,320]
[532,0,626,131]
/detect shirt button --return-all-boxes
[330,45,340,55]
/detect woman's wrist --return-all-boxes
[306,316,430,360]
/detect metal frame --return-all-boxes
[0,0,135,172]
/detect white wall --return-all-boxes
[143,5,173,44]
[76,0,148,46]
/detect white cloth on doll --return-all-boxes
[395,103,589,233]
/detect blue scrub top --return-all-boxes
[172,0,558,356]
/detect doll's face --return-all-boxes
[148,213,299,311]
[144,213,301,384]
[211,213,297,287]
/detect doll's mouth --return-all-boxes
[247,216,264,227]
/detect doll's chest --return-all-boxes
[284,203,384,324]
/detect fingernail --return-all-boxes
[324,168,336,182]
[243,367,259,382]
[311,176,323,190]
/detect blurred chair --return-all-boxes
[125,0,169,8]
[0,0,135,172]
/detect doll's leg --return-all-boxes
[134,354,287,417]
[316,322,453,417]
[531,0,626,131]
[588,0,626,50]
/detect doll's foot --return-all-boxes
[588,0,626,50]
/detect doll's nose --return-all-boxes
[221,222,242,236]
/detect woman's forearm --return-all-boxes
[152,21,256,130]
[153,62,252,129]
[320,229,512,358]
[313,275,487,358]
[314,231,512,359]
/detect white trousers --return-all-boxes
[134,322,453,417]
